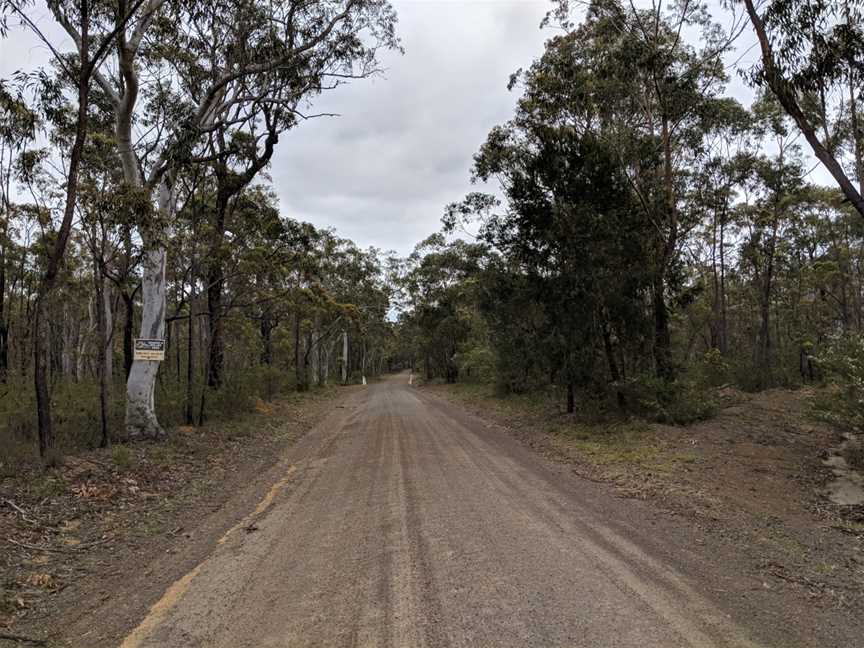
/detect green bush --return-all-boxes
[0,377,126,457]
[814,333,864,430]
[694,348,730,387]
[620,374,717,425]
[111,444,134,472]
[455,346,497,383]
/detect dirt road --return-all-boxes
[116,374,812,648]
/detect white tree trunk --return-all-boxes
[125,178,172,440]
[341,330,348,384]
[320,339,328,386]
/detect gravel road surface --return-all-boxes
[120,374,774,648]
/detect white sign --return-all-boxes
[134,338,165,361]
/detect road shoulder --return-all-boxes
[1,386,363,647]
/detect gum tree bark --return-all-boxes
[341,330,348,384]
[125,179,172,439]
[88,0,167,439]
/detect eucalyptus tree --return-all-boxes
[152,0,371,389]
[540,0,743,380]
[0,81,37,381]
[2,0,153,455]
[76,124,140,447]
[46,0,400,439]
[338,246,394,381]
[466,109,651,410]
[233,204,309,368]
[686,98,755,355]
[202,109,281,388]
[400,235,488,383]
[737,95,807,387]
[741,0,864,216]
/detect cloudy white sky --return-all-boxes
[3,0,831,256]
[273,0,553,254]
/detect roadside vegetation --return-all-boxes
[0,0,400,470]
[1,0,863,639]
[388,0,864,610]
[394,0,864,435]
[1,385,349,634]
[1,3,402,633]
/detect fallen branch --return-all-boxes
[1,499,37,526]
[0,632,47,646]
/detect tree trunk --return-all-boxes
[260,317,274,365]
[719,215,728,355]
[652,272,673,381]
[309,327,320,387]
[710,211,720,351]
[77,296,96,381]
[0,232,7,382]
[61,304,76,377]
[103,275,113,386]
[757,230,778,389]
[126,245,167,438]
[756,292,772,388]
[294,312,306,390]
[294,328,301,386]
[341,330,348,384]
[851,71,864,192]
[0,321,7,383]
[33,303,52,457]
[566,381,575,414]
[122,291,134,379]
[94,260,110,447]
[206,247,225,388]
[33,4,92,456]
[602,323,625,409]
[125,180,171,440]
[185,272,195,425]
[321,336,334,386]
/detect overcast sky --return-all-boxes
[272,0,553,255]
[3,1,832,257]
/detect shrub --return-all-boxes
[455,346,497,383]
[844,439,864,471]
[694,348,730,387]
[111,445,134,472]
[814,332,864,430]
[620,374,717,425]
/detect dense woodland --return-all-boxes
[1,0,401,464]
[395,0,864,424]
[2,0,864,465]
